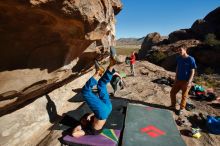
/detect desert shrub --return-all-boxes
[204,67,215,75]
[204,33,220,50]
[148,51,167,63]
[194,75,218,88]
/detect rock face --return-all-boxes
[191,19,213,39]
[168,29,196,43]
[191,7,220,39]
[0,70,94,146]
[191,44,220,71]
[0,0,122,115]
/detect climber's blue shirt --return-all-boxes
[176,55,197,81]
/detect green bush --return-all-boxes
[204,33,220,48]
[148,51,167,63]
[194,75,220,88]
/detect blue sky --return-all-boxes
[116,0,220,39]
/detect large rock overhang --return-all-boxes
[0,0,122,115]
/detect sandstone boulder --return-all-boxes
[111,0,123,15]
[191,44,220,70]
[191,19,213,39]
[191,7,220,39]
[168,29,196,43]
[138,32,163,59]
[0,0,122,115]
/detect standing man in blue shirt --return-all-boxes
[170,44,197,115]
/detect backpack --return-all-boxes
[125,57,130,64]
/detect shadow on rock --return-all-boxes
[187,113,207,132]
[46,94,62,123]
[180,129,192,137]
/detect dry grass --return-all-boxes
[115,45,140,56]
[194,75,220,88]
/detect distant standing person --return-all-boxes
[169,44,197,115]
[130,51,136,76]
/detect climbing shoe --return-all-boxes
[177,109,184,116]
[95,60,105,76]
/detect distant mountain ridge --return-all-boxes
[116,36,168,46]
[116,37,145,46]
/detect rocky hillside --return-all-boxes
[138,7,220,73]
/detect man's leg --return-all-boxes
[180,81,191,109]
[132,64,135,76]
[97,69,114,118]
[95,46,118,119]
[130,64,133,74]
[170,81,181,108]
[82,77,98,95]
[82,76,108,120]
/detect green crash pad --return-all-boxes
[122,104,186,146]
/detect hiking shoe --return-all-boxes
[185,103,195,111]
[95,60,105,76]
[177,109,184,116]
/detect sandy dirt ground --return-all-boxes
[111,61,220,146]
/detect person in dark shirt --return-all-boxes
[170,44,197,115]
